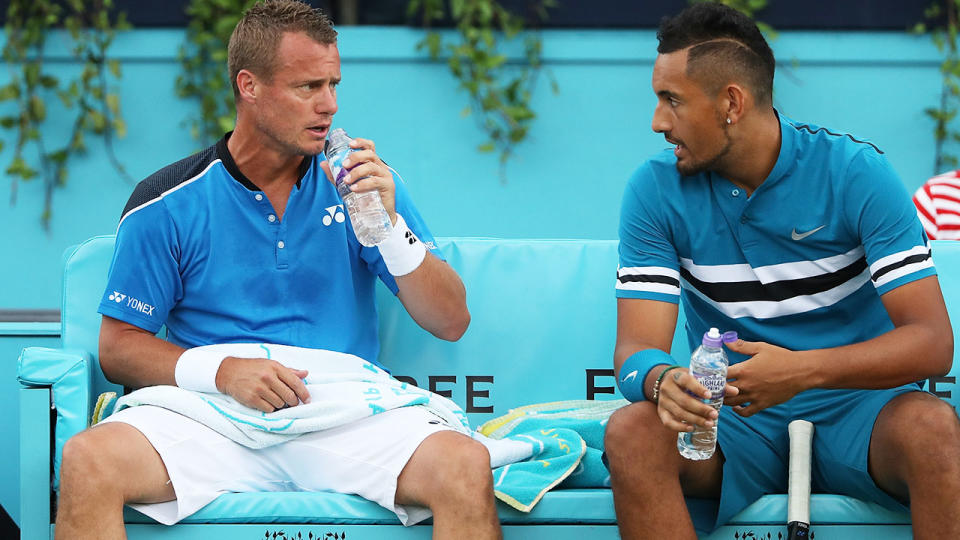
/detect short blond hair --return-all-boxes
[227,0,338,97]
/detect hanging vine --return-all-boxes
[914,0,960,173]
[176,0,256,146]
[407,0,557,176]
[0,0,130,228]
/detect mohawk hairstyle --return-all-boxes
[657,3,775,105]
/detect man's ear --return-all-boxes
[235,69,258,104]
[723,83,747,125]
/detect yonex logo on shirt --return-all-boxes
[126,297,156,316]
[323,205,345,226]
[108,291,155,316]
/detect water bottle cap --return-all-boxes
[722,331,738,344]
[702,327,722,347]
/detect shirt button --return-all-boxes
[268,214,276,223]
[255,194,263,201]
[740,216,748,224]
[277,241,285,249]
[732,188,740,197]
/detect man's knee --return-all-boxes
[878,392,960,459]
[605,401,662,457]
[411,432,493,505]
[61,427,123,493]
[61,422,172,504]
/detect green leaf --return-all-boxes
[113,118,127,138]
[106,94,120,114]
[29,95,46,122]
[477,142,495,153]
[217,116,235,134]
[24,63,40,87]
[48,149,68,165]
[88,110,107,132]
[0,84,20,102]
[108,59,121,78]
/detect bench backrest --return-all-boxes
[59,237,960,426]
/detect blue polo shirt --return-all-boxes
[617,111,935,364]
[98,135,443,365]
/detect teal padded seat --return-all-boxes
[19,237,960,539]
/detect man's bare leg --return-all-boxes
[396,430,501,539]
[605,401,723,540]
[56,422,175,540]
[869,392,960,540]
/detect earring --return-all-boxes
[726,117,732,124]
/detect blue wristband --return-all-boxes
[617,348,675,402]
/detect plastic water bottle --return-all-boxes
[325,128,393,246]
[677,327,731,460]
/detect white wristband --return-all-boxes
[174,347,229,393]
[378,213,427,276]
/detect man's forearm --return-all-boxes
[395,253,470,341]
[798,322,952,391]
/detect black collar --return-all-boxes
[216,132,312,191]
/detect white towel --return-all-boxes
[113,343,472,448]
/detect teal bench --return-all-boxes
[18,236,960,539]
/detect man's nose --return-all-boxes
[651,103,669,134]
[316,87,338,115]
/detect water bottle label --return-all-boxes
[694,372,726,399]
[328,153,348,187]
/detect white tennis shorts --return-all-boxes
[102,404,456,525]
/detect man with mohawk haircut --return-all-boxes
[605,3,960,539]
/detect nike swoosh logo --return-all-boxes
[620,370,638,383]
[791,225,825,241]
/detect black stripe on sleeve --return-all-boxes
[870,251,932,283]
[617,273,681,287]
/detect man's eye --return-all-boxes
[669,98,680,107]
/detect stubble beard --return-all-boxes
[676,115,733,177]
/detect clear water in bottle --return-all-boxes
[325,128,393,246]
[677,327,730,460]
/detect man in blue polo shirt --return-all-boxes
[605,3,960,539]
[54,1,501,539]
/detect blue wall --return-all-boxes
[0,27,948,527]
[0,28,945,310]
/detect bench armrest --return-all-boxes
[18,347,93,490]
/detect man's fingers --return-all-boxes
[671,370,710,399]
[269,377,300,408]
[661,398,715,429]
[724,394,747,407]
[725,339,761,355]
[341,149,379,169]
[349,137,376,152]
[733,403,759,417]
[250,396,277,413]
[261,389,286,410]
[278,367,311,405]
[659,413,694,433]
[347,176,386,194]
